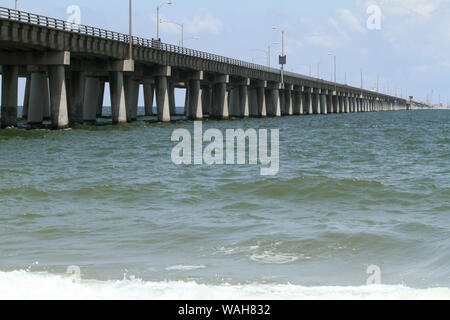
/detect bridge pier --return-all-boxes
[1,65,18,128]
[125,77,139,122]
[326,93,333,114]
[169,82,176,116]
[96,81,105,118]
[48,65,69,129]
[305,89,313,115]
[320,92,327,115]
[110,71,127,124]
[83,77,100,124]
[202,85,213,117]
[43,76,51,121]
[285,85,293,116]
[247,88,257,117]
[255,81,267,117]
[188,77,203,120]
[22,76,31,119]
[211,75,229,120]
[144,83,154,116]
[68,71,85,125]
[229,87,240,117]
[155,77,171,123]
[28,72,47,125]
[268,87,282,117]
[293,90,301,115]
[239,84,250,118]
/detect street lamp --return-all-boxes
[272,26,285,84]
[15,0,18,10]
[129,0,133,60]
[156,0,173,40]
[328,52,336,91]
[253,42,278,69]
[160,19,183,47]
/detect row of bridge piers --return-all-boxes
[1,63,408,129]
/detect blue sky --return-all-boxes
[3,0,450,105]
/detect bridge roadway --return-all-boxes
[0,7,412,129]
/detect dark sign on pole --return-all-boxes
[279,55,286,65]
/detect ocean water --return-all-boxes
[0,109,449,300]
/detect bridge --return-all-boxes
[0,6,414,129]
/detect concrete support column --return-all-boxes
[345,95,350,113]
[327,95,333,114]
[48,65,69,129]
[211,82,229,120]
[28,73,47,124]
[239,85,249,118]
[168,82,176,116]
[285,89,293,115]
[202,85,212,116]
[248,88,258,117]
[229,87,241,117]
[22,76,31,119]
[256,86,267,117]
[306,90,313,115]
[96,81,105,118]
[320,94,327,115]
[293,91,301,115]
[43,77,51,120]
[109,71,127,124]
[1,65,19,128]
[332,95,338,113]
[269,89,281,117]
[124,77,139,122]
[188,79,203,120]
[144,83,154,116]
[68,72,85,125]
[83,77,100,124]
[313,93,320,114]
[155,76,171,122]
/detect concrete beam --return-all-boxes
[0,51,70,66]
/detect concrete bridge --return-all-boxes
[0,7,410,129]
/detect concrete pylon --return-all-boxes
[28,72,47,125]
[248,88,259,117]
[327,95,333,114]
[155,76,171,122]
[201,85,212,116]
[143,83,154,116]
[109,71,127,124]
[22,76,31,119]
[184,86,190,116]
[345,96,350,113]
[333,95,339,113]
[300,91,306,115]
[83,77,100,124]
[68,71,85,124]
[306,91,313,115]
[48,65,69,130]
[188,79,203,120]
[211,82,229,120]
[256,86,267,117]
[313,93,320,114]
[1,65,18,128]
[168,81,176,116]
[293,91,301,115]
[229,87,240,117]
[96,81,105,118]
[239,85,249,118]
[43,76,51,120]
[285,90,293,115]
[320,94,327,115]
[124,77,139,122]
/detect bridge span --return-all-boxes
[0,7,411,129]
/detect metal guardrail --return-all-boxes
[0,6,281,74]
[0,6,404,100]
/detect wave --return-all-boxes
[0,270,449,300]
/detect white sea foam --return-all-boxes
[165,265,207,271]
[1,270,449,300]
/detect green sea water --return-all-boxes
[0,109,449,299]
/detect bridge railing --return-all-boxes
[0,6,281,73]
[0,6,403,100]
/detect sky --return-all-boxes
[2,0,450,105]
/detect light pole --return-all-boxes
[15,0,18,10]
[129,0,133,60]
[272,26,285,84]
[156,0,173,40]
[160,19,183,47]
[328,53,336,91]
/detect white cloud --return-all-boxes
[337,8,366,34]
[185,12,223,35]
